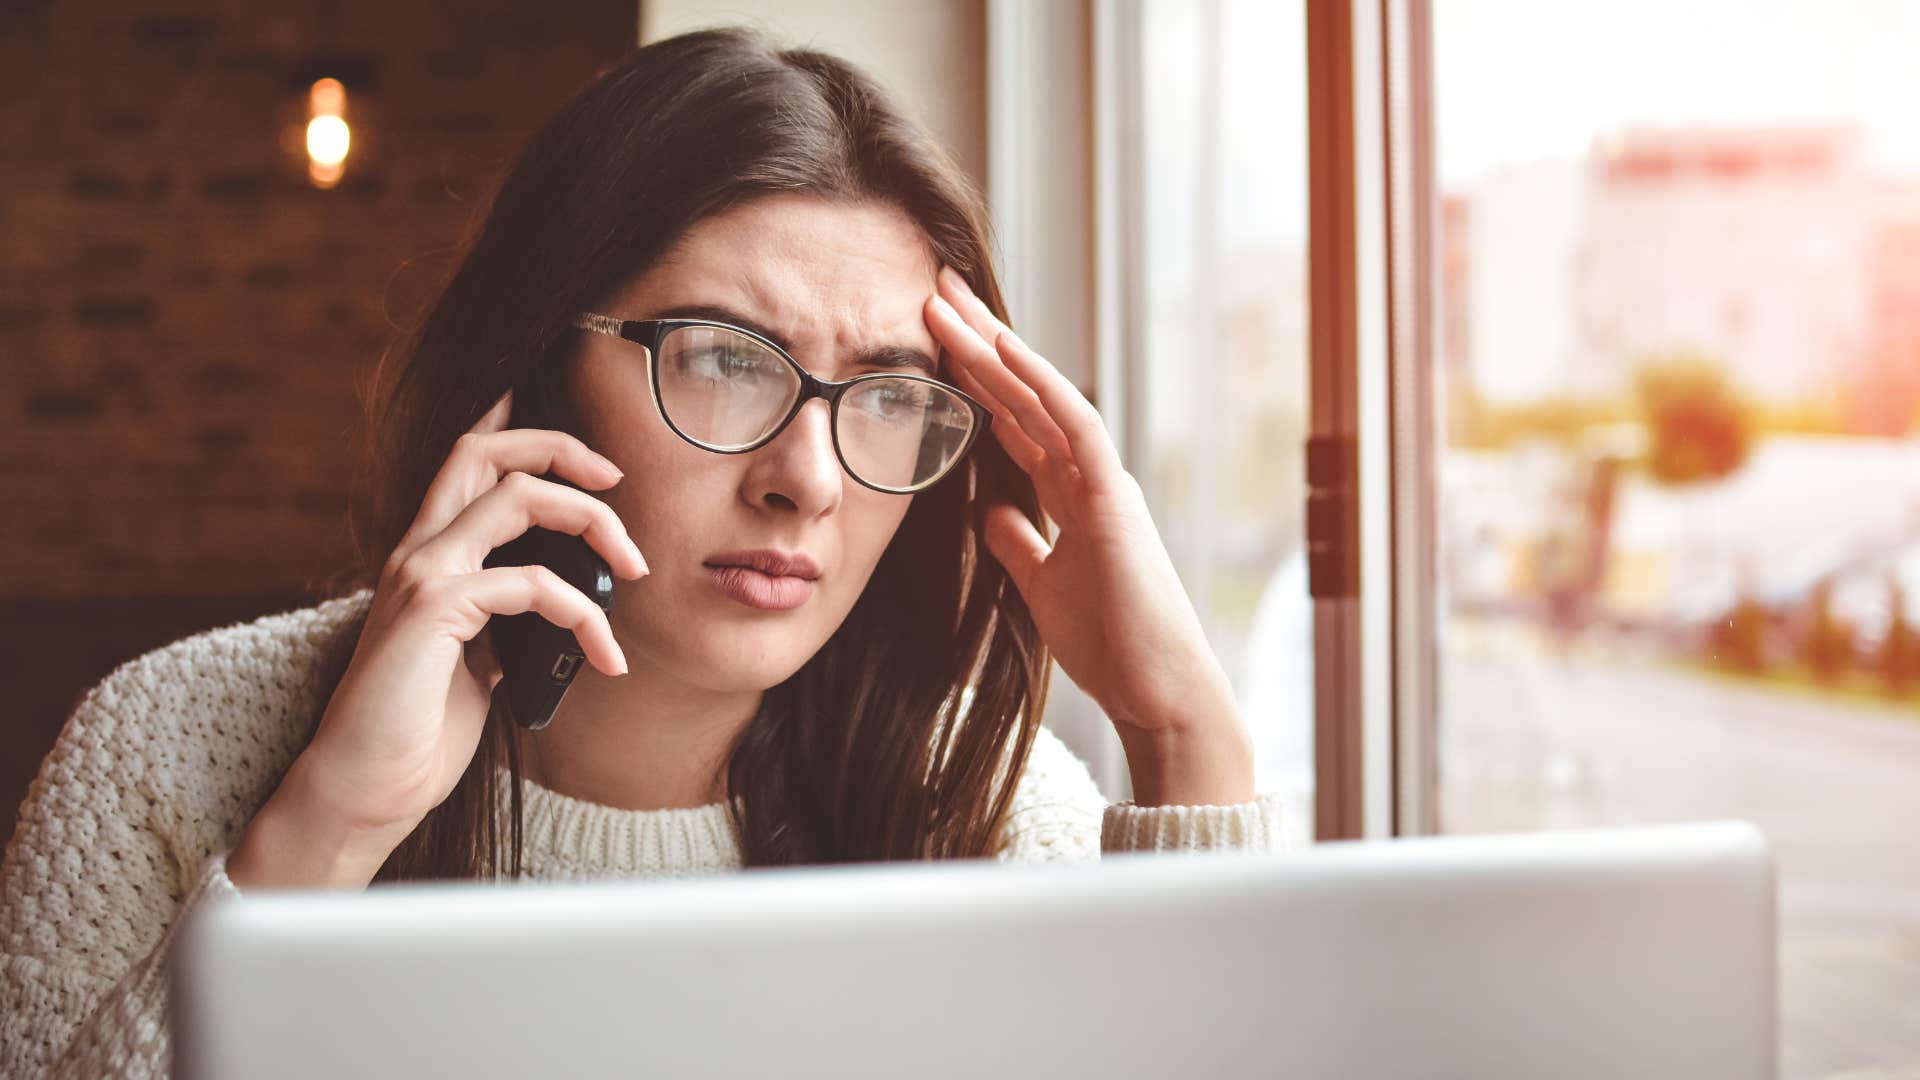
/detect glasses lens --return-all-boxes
[837,377,978,491]
[656,325,801,449]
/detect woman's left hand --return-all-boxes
[925,268,1254,804]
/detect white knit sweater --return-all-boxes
[0,588,1289,1078]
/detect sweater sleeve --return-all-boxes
[12,853,243,1080]
[0,674,246,1080]
[0,634,291,1080]
[990,724,1294,863]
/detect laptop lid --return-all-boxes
[171,819,1774,1079]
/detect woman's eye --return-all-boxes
[687,349,773,380]
[862,385,925,418]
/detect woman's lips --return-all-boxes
[704,564,816,610]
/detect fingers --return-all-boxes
[933,267,1018,352]
[944,346,1048,473]
[932,266,1126,484]
[390,426,627,572]
[465,624,504,690]
[978,500,1051,598]
[990,328,1127,483]
[454,564,629,677]
[380,392,637,682]
[409,471,649,582]
[925,293,1074,464]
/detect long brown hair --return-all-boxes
[309,27,1052,882]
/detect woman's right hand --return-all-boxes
[230,389,649,889]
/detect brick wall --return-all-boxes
[1,0,638,847]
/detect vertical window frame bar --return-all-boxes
[1307,0,1370,841]
[1381,0,1440,838]
[1308,0,1435,840]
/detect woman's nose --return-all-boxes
[744,397,842,516]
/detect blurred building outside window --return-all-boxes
[1434,3,1920,1075]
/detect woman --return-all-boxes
[0,27,1285,1077]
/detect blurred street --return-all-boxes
[1441,616,1920,1079]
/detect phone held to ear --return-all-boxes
[482,502,614,731]
[480,381,617,731]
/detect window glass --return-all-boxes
[1138,0,1313,849]
[1435,3,1920,1074]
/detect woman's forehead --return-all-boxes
[621,199,941,358]
[651,196,936,292]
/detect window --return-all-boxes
[1132,0,1313,847]
[1434,3,1920,1074]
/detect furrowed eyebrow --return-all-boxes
[648,304,940,379]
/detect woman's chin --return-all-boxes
[684,638,816,694]
[615,596,829,693]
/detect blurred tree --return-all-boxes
[1452,384,1629,451]
[1801,579,1856,684]
[1754,394,1850,437]
[1713,592,1770,673]
[1881,580,1916,697]
[1633,355,1754,486]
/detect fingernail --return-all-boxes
[1001,329,1028,352]
[940,266,963,288]
[629,539,649,576]
[614,647,630,676]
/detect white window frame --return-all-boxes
[1306,0,1439,839]
[989,0,1440,835]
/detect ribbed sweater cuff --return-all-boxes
[1100,790,1290,853]
[201,850,245,902]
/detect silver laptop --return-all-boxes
[170,819,1775,1079]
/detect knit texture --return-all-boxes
[0,588,1289,1078]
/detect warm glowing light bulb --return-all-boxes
[309,77,346,118]
[304,78,351,189]
[306,114,350,167]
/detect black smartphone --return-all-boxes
[479,378,617,731]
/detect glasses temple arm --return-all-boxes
[571,313,626,338]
